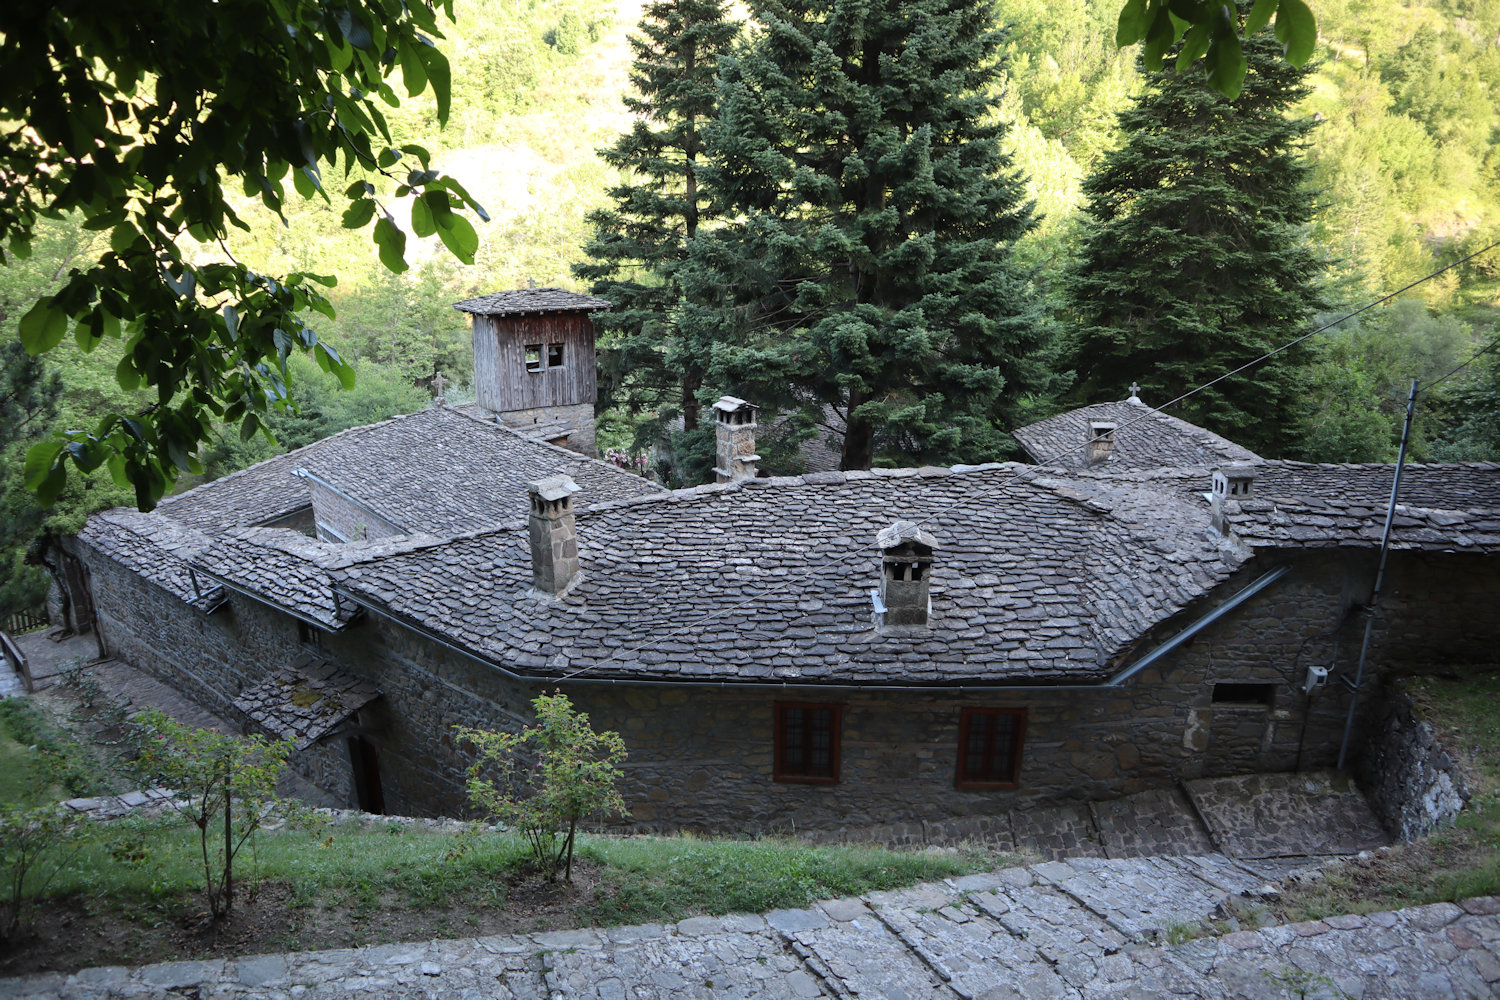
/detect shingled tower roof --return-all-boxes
[1013,398,1259,471]
[452,287,611,316]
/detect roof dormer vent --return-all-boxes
[1213,463,1257,500]
[714,396,760,483]
[875,521,937,628]
[1088,421,1117,463]
[528,475,581,596]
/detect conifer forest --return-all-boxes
[3,0,1500,610]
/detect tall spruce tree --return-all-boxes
[1062,10,1323,456]
[574,0,738,434]
[676,0,1052,471]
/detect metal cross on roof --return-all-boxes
[1128,381,1142,403]
[431,371,449,406]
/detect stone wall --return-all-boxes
[493,401,596,456]
[1356,680,1471,841]
[307,479,405,542]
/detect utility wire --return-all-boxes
[551,240,1500,683]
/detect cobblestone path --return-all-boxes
[5,855,1496,999]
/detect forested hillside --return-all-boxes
[4,0,1500,611]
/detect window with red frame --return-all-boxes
[955,708,1026,788]
[774,702,841,783]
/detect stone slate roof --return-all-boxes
[1012,400,1260,471]
[452,287,611,315]
[233,654,381,749]
[296,405,664,535]
[76,511,219,610]
[1222,461,1500,553]
[334,464,1243,685]
[156,443,322,533]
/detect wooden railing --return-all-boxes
[0,629,32,693]
[1,608,48,635]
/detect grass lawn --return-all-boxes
[1273,671,1500,922]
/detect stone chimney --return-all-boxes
[1210,463,1258,534]
[1087,420,1117,463]
[714,396,760,483]
[528,475,581,595]
[875,521,937,628]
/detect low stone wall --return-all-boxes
[1356,680,1470,841]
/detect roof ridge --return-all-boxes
[446,406,670,493]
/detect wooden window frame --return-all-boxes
[955,707,1026,789]
[773,702,842,784]
[524,344,543,373]
[547,342,565,368]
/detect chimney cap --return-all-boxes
[713,395,758,414]
[877,520,938,551]
[1217,462,1259,478]
[528,474,581,503]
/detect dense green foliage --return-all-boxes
[1063,11,1324,455]
[679,0,1054,470]
[575,0,739,440]
[3,0,485,509]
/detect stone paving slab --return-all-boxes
[1090,787,1215,859]
[1027,856,1262,941]
[7,867,1495,1000]
[1184,771,1389,859]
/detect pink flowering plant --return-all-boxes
[604,447,651,476]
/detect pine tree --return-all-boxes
[676,0,1052,471]
[573,0,739,434]
[1062,10,1324,456]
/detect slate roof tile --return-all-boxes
[332,463,1239,685]
[295,405,664,536]
[451,287,611,315]
[1013,399,1260,471]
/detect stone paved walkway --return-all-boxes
[5,855,1494,999]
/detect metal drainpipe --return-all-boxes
[1336,379,1419,770]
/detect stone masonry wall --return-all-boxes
[307,479,405,542]
[1356,680,1471,840]
[495,401,596,456]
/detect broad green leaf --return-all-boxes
[373,215,409,273]
[398,42,427,96]
[18,299,68,354]
[24,439,64,491]
[107,453,129,488]
[342,198,376,229]
[1176,21,1211,71]
[411,194,436,237]
[223,304,239,342]
[1246,0,1278,35]
[417,45,451,124]
[116,355,141,391]
[1206,23,1246,98]
[1275,0,1317,65]
[435,212,478,265]
[1116,0,1150,46]
[240,412,260,442]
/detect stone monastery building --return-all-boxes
[45,288,1500,833]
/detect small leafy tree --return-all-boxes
[133,710,292,919]
[457,693,627,882]
[0,804,84,939]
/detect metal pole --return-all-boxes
[1337,379,1418,770]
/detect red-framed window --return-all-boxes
[955,708,1026,789]
[774,702,841,784]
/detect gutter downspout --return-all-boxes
[1337,379,1419,770]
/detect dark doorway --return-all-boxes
[347,737,386,814]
